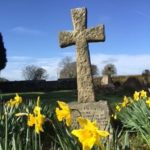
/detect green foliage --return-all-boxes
[113,90,150,148]
[0,99,53,150]
[0,95,110,150]
[51,115,81,150]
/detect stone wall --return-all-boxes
[0,75,148,93]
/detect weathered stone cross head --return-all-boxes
[59,8,105,103]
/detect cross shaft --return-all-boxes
[59,8,105,103]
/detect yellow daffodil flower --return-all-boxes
[27,113,36,126]
[6,93,22,107]
[123,96,129,103]
[121,101,126,107]
[71,117,109,150]
[112,114,117,120]
[116,105,121,112]
[16,97,45,134]
[14,93,22,103]
[146,98,150,107]
[140,90,147,99]
[133,91,140,101]
[121,96,129,107]
[55,101,72,126]
[33,97,41,115]
[34,113,45,134]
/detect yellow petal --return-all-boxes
[27,114,35,126]
[55,102,72,126]
[116,105,121,111]
[55,108,63,121]
[33,106,41,115]
[77,117,88,128]
[72,129,95,150]
[35,124,44,134]
[57,101,69,110]
[140,90,147,99]
[66,114,72,126]
[15,93,22,103]
[146,98,150,107]
[97,130,109,137]
[133,91,140,101]
[34,114,45,134]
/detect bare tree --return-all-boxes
[59,62,76,78]
[22,65,48,80]
[59,56,72,69]
[59,57,99,79]
[102,63,117,76]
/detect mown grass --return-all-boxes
[0,90,124,109]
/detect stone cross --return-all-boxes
[59,8,105,103]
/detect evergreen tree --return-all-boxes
[0,33,7,71]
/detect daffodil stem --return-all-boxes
[35,132,37,150]
[38,134,42,150]
[4,109,7,150]
[25,127,29,150]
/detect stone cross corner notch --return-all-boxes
[59,7,105,103]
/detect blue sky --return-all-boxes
[1,0,150,80]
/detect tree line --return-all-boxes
[22,57,117,80]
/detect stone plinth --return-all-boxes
[69,101,110,130]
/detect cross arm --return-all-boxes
[86,25,105,42]
[59,31,75,48]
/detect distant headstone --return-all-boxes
[101,75,112,86]
[59,8,105,103]
[59,7,109,129]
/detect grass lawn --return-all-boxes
[0,90,124,109]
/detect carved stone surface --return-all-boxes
[59,8,105,103]
[69,101,110,130]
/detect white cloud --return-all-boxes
[91,54,150,75]
[1,56,60,81]
[1,54,150,81]
[11,26,46,36]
